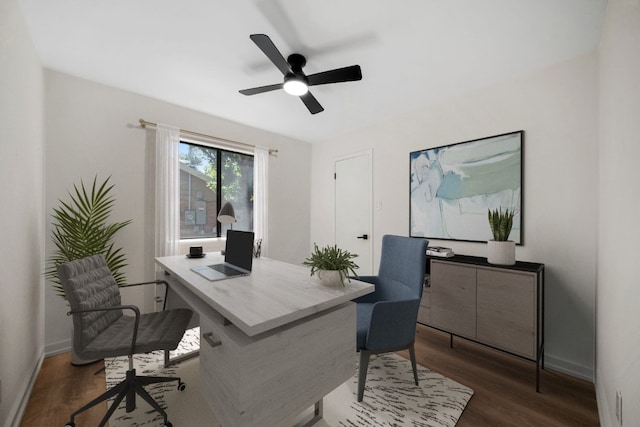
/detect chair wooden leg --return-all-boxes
[409,344,419,386]
[357,350,371,402]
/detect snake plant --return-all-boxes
[45,176,132,299]
[488,207,514,241]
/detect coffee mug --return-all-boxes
[189,246,203,257]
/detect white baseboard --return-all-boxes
[544,353,594,382]
[594,371,610,427]
[7,351,44,427]
[44,337,71,357]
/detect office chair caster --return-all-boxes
[178,380,186,391]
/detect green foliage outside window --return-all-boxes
[180,146,251,203]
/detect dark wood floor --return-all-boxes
[21,352,107,426]
[403,325,599,426]
[21,324,599,426]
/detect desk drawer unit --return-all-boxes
[199,302,356,427]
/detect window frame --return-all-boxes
[179,139,254,240]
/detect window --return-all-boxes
[179,141,254,239]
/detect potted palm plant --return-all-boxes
[45,175,132,297]
[44,175,131,364]
[487,207,516,265]
[303,243,359,287]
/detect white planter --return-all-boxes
[487,240,516,265]
[317,270,345,287]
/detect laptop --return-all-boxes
[190,230,255,281]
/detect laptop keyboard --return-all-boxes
[209,264,245,277]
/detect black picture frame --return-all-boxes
[409,131,523,244]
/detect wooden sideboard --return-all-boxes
[418,254,545,391]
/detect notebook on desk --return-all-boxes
[191,230,255,281]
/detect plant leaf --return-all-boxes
[487,207,514,241]
[303,243,359,280]
[44,175,132,298]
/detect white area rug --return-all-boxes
[106,328,473,426]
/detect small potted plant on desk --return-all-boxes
[487,207,516,265]
[303,243,359,287]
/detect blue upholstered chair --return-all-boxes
[354,235,428,401]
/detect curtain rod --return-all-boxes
[138,119,278,155]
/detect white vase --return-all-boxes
[317,270,345,287]
[487,240,516,265]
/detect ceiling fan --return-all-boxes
[239,34,363,114]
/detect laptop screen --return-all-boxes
[224,230,255,272]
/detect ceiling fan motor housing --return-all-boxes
[287,53,307,72]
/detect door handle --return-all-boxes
[357,234,368,240]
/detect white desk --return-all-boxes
[155,254,374,427]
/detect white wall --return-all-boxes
[597,1,640,425]
[43,70,311,354]
[7,3,636,424]
[311,52,598,380]
[0,0,44,425]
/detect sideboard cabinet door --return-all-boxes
[476,269,536,358]
[417,285,431,325]
[431,261,477,339]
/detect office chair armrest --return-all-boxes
[356,275,378,284]
[67,305,142,355]
[119,279,168,288]
[366,298,420,350]
[119,280,170,310]
[352,276,380,304]
[67,304,140,317]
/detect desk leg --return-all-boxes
[296,399,323,427]
[163,349,200,368]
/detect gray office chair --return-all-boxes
[353,235,428,401]
[58,254,193,427]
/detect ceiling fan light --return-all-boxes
[283,78,308,96]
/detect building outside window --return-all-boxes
[179,141,254,239]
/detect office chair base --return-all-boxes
[64,368,185,427]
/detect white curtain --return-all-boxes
[155,124,180,257]
[253,146,269,256]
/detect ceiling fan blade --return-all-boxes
[239,83,284,96]
[307,65,362,86]
[300,92,324,114]
[250,34,291,76]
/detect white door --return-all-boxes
[335,150,373,275]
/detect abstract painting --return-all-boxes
[410,131,523,243]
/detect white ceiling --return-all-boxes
[19,0,607,143]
